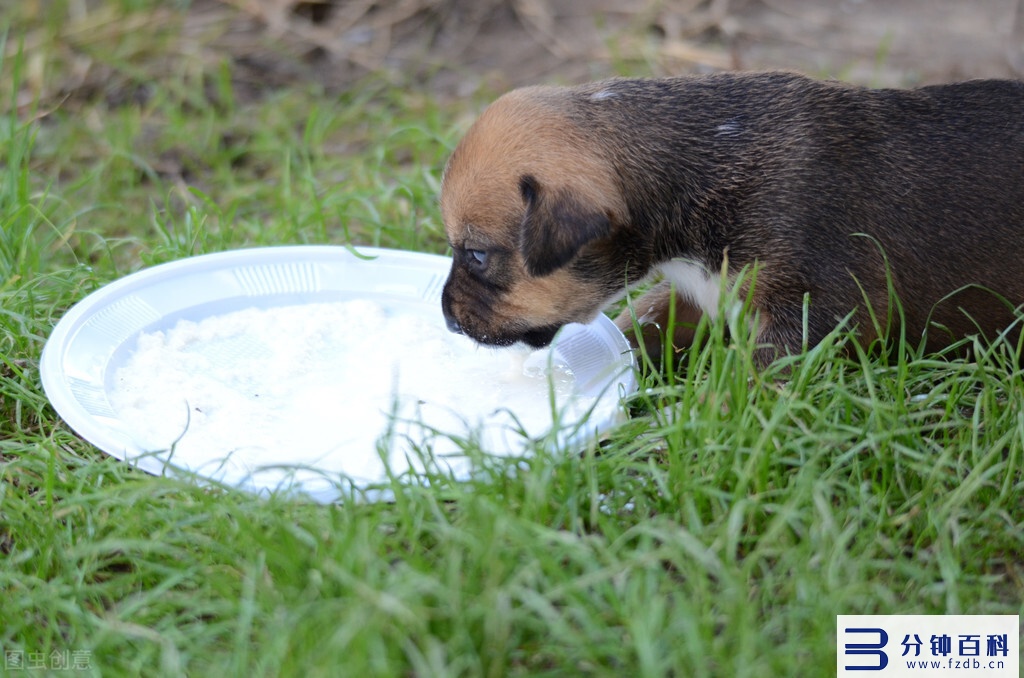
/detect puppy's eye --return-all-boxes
[466,248,488,269]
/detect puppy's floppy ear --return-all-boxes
[519,174,612,277]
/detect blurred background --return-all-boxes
[12,0,1024,112]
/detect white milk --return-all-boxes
[108,300,593,482]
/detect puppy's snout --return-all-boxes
[441,278,463,335]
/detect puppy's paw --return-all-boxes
[615,280,704,367]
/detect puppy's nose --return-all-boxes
[445,314,464,335]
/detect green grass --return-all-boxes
[2,4,1023,677]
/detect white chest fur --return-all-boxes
[658,259,723,318]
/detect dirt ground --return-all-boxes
[200,0,1024,99]
[18,0,1023,113]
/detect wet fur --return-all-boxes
[440,72,1024,366]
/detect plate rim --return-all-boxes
[41,245,637,499]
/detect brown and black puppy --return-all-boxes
[439,72,1024,366]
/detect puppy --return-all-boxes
[439,72,1024,367]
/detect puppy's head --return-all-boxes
[440,86,631,347]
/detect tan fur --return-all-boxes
[441,88,626,248]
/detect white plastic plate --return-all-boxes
[41,246,636,502]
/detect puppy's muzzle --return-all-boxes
[440,284,463,335]
[441,278,562,348]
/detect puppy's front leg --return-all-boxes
[615,280,705,365]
